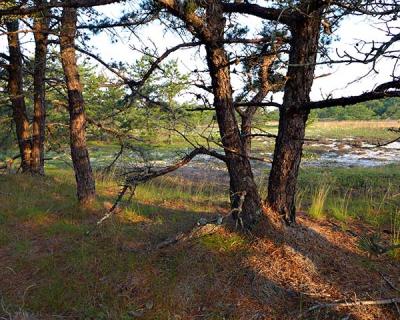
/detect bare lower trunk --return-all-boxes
[267,11,322,223]
[6,20,32,173]
[60,7,95,204]
[31,6,49,175]
[206,44,262,227]
[267,109,308,223]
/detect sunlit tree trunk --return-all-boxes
[60,7,96,204]
[6,20,32,173]
[206,44,262,227]
[267,12,322,224]
[31,4,49,175]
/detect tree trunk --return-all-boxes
[60,7,96,204]
[240,54,276,156]
[206,44,262,228]
[6,20,32,173]
[240,115,253,156]
[267,14,322,224]
[31,5,49,175]
[267,109,309,223]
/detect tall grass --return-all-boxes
[309,184,330,219]
[295,187,307,213]
[390,210,400,259]
[330,189,351,222]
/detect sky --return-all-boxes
[87,3,400,103]
[1,2,399,104]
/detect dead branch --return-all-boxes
[306,297,400,314]
[242,133,277,139]
[231,191,247,229]
[96,184,134,225]
[363,135,400,149]
[96,147,226,225]
[155,189,248,249]
[125,147,225,186]
[379,272,400,293]
[156,222,223,249]
[101,143,124,176]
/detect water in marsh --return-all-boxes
[87,138,400,183]
[4,137,397,179]
[304,139,400,167]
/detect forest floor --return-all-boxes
[0,165,399,320]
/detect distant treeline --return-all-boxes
[262,98,400,121]
[311,97,400,120]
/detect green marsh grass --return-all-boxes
[297,165,400,227]
[328,189,351,223]
[390,210,400,259]
[309,184,330,220]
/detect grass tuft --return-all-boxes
[329,189,351,222]
[389,210,400,259]
[309,184,330,220]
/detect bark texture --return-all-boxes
[204,2,262,227]
[31,4,49,175]
[60,7,96,204]
[155,0,263,227]
[6,20,32,173]
[267,8,322,224]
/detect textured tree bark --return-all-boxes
[206,44,262,227]
[60,7,96,204]
[6,20,32,173]
[197,1,261,228]
[267,13,322,224]
[155,0,263,228]
[31,4,49,175]
[240,114,253,156]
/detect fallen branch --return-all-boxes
[156,221,223,249]
[96,184,134,225]
[306,297,400,313]
[379,272,400,293]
